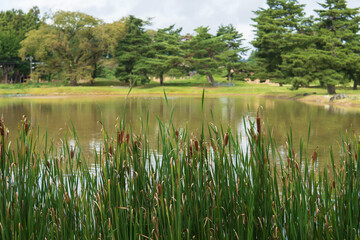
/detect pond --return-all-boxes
[1,95,359,169]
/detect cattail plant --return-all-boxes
[0,95,359,239]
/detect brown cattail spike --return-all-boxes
[70,147,74,159]
[24,122,29,134]
[109,145,113,155]
[194,140,199,151]
[287,157,291,168]
[126,133,130,145]
[224,133,229,147]
[157,183,162,196]
[118,130,125,145]
[256,110,261,136]
[312,149,317,164]
[175,129,179,140]
[0,120,3,136]
[212,142,217,153]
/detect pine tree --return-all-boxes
[251,0,306,85]
[216,24,247,83]
[115,16,152,86]
[311,0,360,93]
[183,26,226,87]
[280,16,317,89]
[146,25,183,85]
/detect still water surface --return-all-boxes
[1,95,359,168]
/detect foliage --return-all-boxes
[216,24,248,83]
[115,15,152,86]
[313,0,360,93]
[146,25,184,85]
[252,0,306,85]
[182,26,227,87]
[252,0,360,94]
[0,7,41,83]
[19,11,124,85]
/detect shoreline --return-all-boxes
[1,86,360,110]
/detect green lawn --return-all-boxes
[0,77,358,99]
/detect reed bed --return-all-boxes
[0,99,359,239]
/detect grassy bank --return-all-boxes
[1,78,360,108]
[1,103,360,239]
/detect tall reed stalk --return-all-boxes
[0,95,359,239]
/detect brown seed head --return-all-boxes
[0,124,3,136]
[287,157,291,168]
[212,142,217,153]
[194,140,199,151]
[157,183,162,196]
[332,181,335,189]
[224,133,229,146]
[70,147,74,159]
[175,129,179,140]
[312,150,317,164]
[348,144,351,154]
[189,145,193,158]
[24,122,29,134]
[126,133,130,145]
[118,130,125,145]
[256,111,261,135]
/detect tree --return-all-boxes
[146,25,183,85]
[115,16,152,86]
[251,0,306,85]
[183,26,226,87]
[280,16,317,89]
[312,0,360,94]
[19,11,113,85]
[0,7,41,83]
[216,24,247,83]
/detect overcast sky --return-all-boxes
[1,0,359,53]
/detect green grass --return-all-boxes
[1,77,359,100]
[0,93,360,239]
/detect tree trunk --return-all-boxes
[160,74,164,86]
[70,76,77,86]
[227,70,232,84]
[206,74,216,87]
[4,71,7,84]
[91,62,96,86]
[3,67,8,84]
[327,84,336,94]
[353,79,358,90]
[15,70,20,83]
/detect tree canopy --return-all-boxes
[0,0,358,94]
[0,7,41,83]
[20,11,125,85]
[252,0,360,94]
